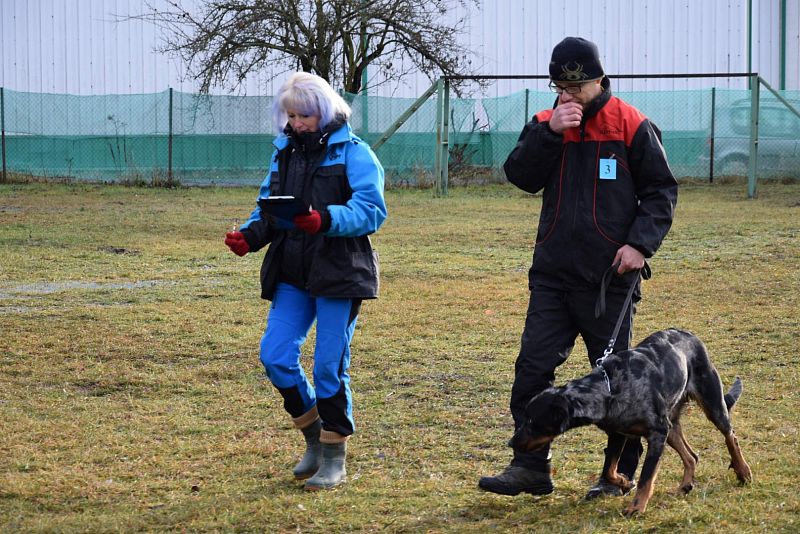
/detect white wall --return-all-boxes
[1,0,797,96]
[790,0,800,87]
[0,0,280,95]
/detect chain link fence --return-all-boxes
[1,77,798,187]
[426,75,800,191]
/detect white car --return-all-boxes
[708,99,800,179]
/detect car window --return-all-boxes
[729,103,800,138]
[730,107,750,136]
[760,108,799,138]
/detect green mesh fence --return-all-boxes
[2,85,799,186]
[710,88,800,179]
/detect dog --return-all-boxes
[510,328,752,516]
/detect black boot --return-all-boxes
[585,438,640,500]
[478,465,554,496]
[584,476,636,500]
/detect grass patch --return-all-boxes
[1,181,799,532]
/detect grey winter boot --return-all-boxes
[304,431,347,491]
[292,408,322,480]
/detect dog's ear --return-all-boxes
[526,391,571,436]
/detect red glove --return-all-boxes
[293,210,323,234]
[224,231,250,256]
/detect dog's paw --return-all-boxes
[622,493,650,517]
[607,472,636,492]
[729,461,753,484]
[620,476,636,493]
[622,501,644,518]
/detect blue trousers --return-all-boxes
[260,283,360,436]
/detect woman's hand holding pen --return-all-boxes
[225,231,250,256]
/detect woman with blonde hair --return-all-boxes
[225,72,387,490]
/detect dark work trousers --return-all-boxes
[509,277,643,479]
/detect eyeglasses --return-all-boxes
[548,81,586,94]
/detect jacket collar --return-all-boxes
[273,121,353,151]
[582,77,612,121]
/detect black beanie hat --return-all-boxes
[549,37,604,82]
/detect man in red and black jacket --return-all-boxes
[479,37,678,500]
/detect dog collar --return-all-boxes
[595,356,612,392]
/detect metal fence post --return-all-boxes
[361,90,369,138]
[434,79,443,194]
[709,87,716,183]
[524,88,529,127]
[1,87,6,183]
[168,88,174,182]
[747,75,759,198]
[439,78,450,196]
[360,0,369,137]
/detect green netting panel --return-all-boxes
[619,89,712,178]
[348,92,438,181]
[709,89,800,179]
[4,90,168,135]
[2,86,799,185]
[171,92,274,134]
[481,90,555,176]
[3,89,170,180]
[169,92,276,184]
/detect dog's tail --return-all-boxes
[724,377,743,411]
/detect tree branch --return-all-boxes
[129,0,480,94]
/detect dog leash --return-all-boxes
[593,260,651,391]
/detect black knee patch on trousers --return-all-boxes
[276,385,306,418]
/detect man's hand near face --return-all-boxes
[549,102,583,134]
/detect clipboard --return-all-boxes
[257,196,311,224]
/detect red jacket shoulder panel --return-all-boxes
[535,97,647,146]
[535,109,554,123]
[585,96,647,146]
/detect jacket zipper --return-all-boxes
[609,152,630,173]
[570,125,587,241]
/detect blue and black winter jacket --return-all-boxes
[240,121,387,300]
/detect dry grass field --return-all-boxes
[1,181,798,532]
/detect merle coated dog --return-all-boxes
[510,328,752,516]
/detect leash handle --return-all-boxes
[595,260,650,361]
[594,261,620,320]
[594,260,651,319]
[594,260,650,391]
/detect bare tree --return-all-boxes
[137,0,480,94]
